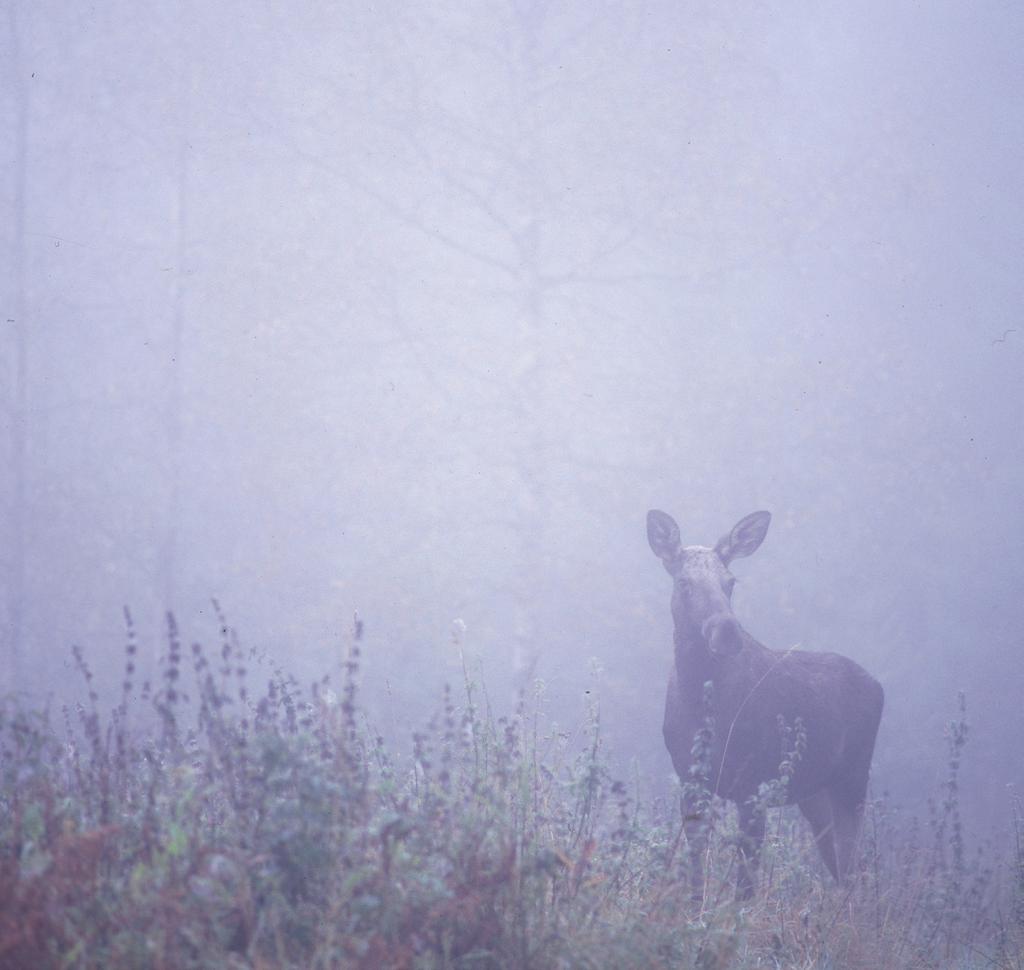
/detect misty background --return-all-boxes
[2,2,1022,834]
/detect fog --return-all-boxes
[2,1,1023,833]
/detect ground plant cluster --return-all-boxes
[0,613,1021,969]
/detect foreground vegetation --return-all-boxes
[0,614,1021,969]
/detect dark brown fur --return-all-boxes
[648,509,883,899]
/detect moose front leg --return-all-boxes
[735,801,766,901]
[681,792,710,904]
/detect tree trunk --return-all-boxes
[4,0,30,689]
[161,63,192,616]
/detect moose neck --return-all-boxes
[672,622,718,694]
[674,605,749,688]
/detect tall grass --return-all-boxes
[0,615,1019,969]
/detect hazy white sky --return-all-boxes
[2,0,1022,823]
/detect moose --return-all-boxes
[647,508,884,899]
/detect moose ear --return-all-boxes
[715,511,771,564]
[647,509,682,563]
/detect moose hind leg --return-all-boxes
[829,725,876,881]
[829,793,866,882]
[735,801,766,900]
[829,755,871,882]
[832,678,883,881]
[798,790,839,882]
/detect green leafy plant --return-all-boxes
[0,617,1015,969]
